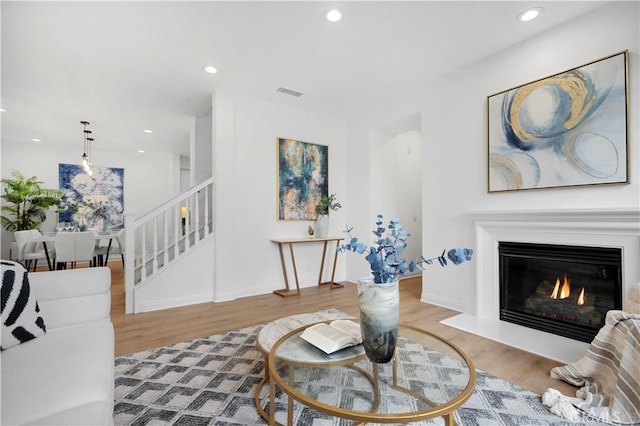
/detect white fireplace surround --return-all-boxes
[442,208,640,363]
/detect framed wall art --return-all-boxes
[277,137,328,220]
[59,163,125,229]
[487,50,629,192]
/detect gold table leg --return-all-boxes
[318,239,344,289]
[269,371,276,425]
[273,243,301,297]
[287,366,294,426]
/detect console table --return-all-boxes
[270,236,344,297]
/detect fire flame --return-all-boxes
[550,278,560,299]
[550,274,571,299]
[549,274,587,305]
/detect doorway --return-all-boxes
[370,113,423,281]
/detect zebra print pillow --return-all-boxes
[1,260,46,350]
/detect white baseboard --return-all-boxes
[136,293,213,313]
[231,281,333,301]
[420,293,465,313]
[212,290,235,303]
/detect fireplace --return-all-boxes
[499,241,623,343]
[440,209,639,362]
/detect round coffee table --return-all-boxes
[266,321,476,425]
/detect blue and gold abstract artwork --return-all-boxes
[58,163,125,229]
[487,51,628,192]
[278,138,328,220]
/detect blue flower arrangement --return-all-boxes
[337,214,474,284]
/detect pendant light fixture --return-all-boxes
[86,136,94,176]
[80,120,93,176]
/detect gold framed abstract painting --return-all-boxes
[277,137,328,220]
[487,51,629,192]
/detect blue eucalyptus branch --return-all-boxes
[337,214,473,284]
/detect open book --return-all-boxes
[299,320,362,354]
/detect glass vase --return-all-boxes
[357,277,399,363]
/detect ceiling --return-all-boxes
[1,1,607,157]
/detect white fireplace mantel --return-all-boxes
[441,208,640,363]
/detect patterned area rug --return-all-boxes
[114,319,610,425]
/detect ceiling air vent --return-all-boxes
[276,87,303,97]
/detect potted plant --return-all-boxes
[1,171,62,232]
[314,193,341,238]
[337,214,473,363]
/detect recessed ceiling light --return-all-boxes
[326,9,342,22]
[204,66,218,74]
[138,150,145,153]
[32,138,41,142]
[0,108,5,112]
[144,129,153,134]
[517,7,542,22]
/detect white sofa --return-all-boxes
[1,267,114,425]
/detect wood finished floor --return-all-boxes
[103,262,577,396]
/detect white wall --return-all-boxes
[179,154,190,192]
[194,106,213,185]
[343,123,373,280]
[213,91,348,300]
[134,236,215,312]
[349,1,639,313]
[1,142,181,258]
[426,2,638,313]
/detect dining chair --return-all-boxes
[13,229,52,272]
[54,232,76,269]
[93,237,108,266]
[73,232,97,268]
[54,232,97,269]
[94,229,124,267]
[115,229,125,268]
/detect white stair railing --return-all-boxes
[123,178,214,313]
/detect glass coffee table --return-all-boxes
[266,321,476,425]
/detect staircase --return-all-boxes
[122,178,214,313]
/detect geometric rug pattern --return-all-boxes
[114,322,611,425]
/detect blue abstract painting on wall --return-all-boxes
[487,51,628,192]
[58,163,124,229]
[278,138,328,220]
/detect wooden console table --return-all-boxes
[270,236,344,297]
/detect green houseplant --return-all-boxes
[315,193,342,216]
[1,171,62,232]
[314,193,342,238]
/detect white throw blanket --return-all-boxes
[543,310,640,424]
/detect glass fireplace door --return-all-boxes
[499,242,622,343]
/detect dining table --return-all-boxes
[37,230,119,271]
